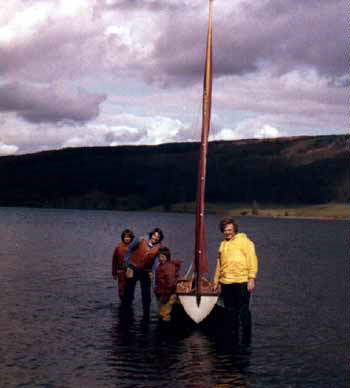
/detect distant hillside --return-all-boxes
[0,134,348,210]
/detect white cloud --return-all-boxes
[104,18,156,59]
[0,142,18,156]
[214,117,283,141]
[255,124,281,138]
[31,113,189,151]
[0,1,52,44]
[0,0,346,154]
[104,114,186,145]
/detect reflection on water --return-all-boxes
[0,207,347,387]
[107,305,253,388]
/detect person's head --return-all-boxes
[158,247,171,264]
[219,217,238,241]
[149,227,164,244]
[121,229,135,244]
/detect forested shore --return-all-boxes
[0,134,347,212]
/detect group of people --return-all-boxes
[112,227,180,322]
[112,217,258,344]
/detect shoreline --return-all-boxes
[160,211,349,221]
[0,203,348,221]
[149,202,349,221]
[233,214,349,221]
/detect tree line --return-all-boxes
[0,134,347,210]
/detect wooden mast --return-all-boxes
[176,1,218,322]
[194,0,213,305]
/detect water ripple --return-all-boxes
[0,208,347,388]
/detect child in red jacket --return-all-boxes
[154,247,181,322]
[112,229,135,301]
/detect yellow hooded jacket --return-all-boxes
[214,233,258,287]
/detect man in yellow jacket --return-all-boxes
[214,217,258,345]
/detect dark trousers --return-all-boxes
[117,272,126,299]
[221,282,252,344]
[124,270,151,315]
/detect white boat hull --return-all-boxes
[179,295,218,324]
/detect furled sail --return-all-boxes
[177,0,218,323]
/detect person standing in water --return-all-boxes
[214,217,258,345]
[112,229,135,302]
[154,247,182,322]
[123,228,164,318]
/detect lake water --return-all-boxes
[0,207,347,388]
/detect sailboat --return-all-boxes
[176,0,219,324]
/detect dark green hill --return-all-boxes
[0,134,347,210]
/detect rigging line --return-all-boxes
[184,262,193,278]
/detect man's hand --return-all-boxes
[247,278,255,292]
[126,268,134,279]
[148,271,153,280]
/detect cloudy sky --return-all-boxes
[0,0,347,155]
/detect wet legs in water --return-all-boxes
[221,283,252,345]
[140,273,151,319]
[123,270,151,319]
[117,272,126,302]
